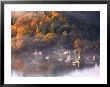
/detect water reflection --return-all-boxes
[11,46,100,77]
[61,65,99,77]
[12,65,99,77]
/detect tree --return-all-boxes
[73,39,81,48]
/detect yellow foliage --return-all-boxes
[43,33,56,41]
[62,31,68,36]
[73,39,81,48]
[39,21,45,27]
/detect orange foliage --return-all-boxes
[11,12,67,49]
[35,29,42,38]
[17,26,27,34]
[16,39,24,49]
[16,16,26,23]
[45,15,50,22]
[43,36,49,41]
[30,18,38,27]
[51,11,59,18]
[15,33,24,48]
[11,25,17,33]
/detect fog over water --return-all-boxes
[61,65,99,77]
[11,47,100,77]
[12,65,99,77]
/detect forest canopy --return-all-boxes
[11,11,100,50]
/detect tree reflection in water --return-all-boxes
[11,46,99,77]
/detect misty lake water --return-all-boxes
[11,47,100,77]
[12,65,99,77]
